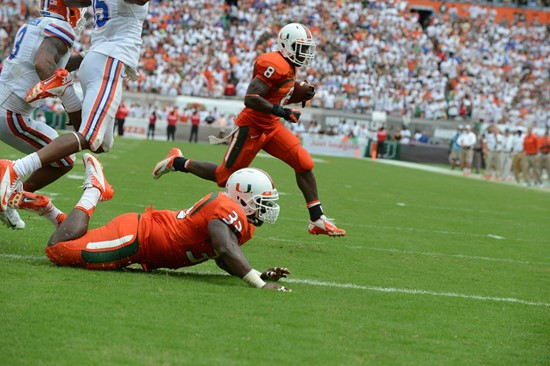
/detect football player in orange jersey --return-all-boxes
[42,153,291,291]
[153,23,346,237]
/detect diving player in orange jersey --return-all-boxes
[44,153,291,291]
[153,23,346,237]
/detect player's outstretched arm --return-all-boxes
[209,219,290,291]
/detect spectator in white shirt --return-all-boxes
[511,129,527,184]
[458,124,477,175]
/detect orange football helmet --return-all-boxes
[39,0,81,28]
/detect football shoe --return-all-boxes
[152,148,183,179]
[0,160,19,213]
[25,68,73,103]
[308,215,346,237]
[0,207,25,230]
[82,153,114,201]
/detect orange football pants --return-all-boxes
[215,123,314,187]
[46,213,142,270]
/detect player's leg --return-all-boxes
[0,110,74,226]
[47,212,140,270]
[152,126,263,186]
[263,125,346,236]
[78,52,123,154]
[48,153,114,245]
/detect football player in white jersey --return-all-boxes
[0,0,87,229]
[0,0,149,229]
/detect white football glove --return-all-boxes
[125,66,140,81]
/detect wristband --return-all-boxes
[272,104,288,118]
[59,85,82,113]
[242,269,266,288]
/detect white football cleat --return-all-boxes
[153,148,183,180]
[308,215,346,237]
[0,207,25,230]
[82,153,114,201]
[0,160,19,213]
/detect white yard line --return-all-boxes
[281,278,550,307]
[0,253,546,307]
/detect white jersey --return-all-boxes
[0,17,75,115]
[89,0,148,69]
[512,135,525,153]
[458,131,476,148]
[484,133,500,151]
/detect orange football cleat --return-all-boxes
[25,68,73,103]
[9,191,52,214]
[0,160,19,213]
[152,148,183,179]
[308,215,346,237]
[82,153,114,201]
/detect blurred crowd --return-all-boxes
[1,0,548,127]
[448,124,550,185]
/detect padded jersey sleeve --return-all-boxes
[254,53,288,87]
[43,19,75,49]
[200,195,254,243]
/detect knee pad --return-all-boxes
[293,146,315,173]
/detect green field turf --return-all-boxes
[1,138,549,365]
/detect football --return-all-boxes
[287,80,313,104]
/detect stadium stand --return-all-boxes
[1,0,548,128]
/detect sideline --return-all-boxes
[371,158,549,191]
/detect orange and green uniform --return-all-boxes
[46,192,255,270]
[214,51,314,187]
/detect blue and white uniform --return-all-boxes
[78,0,148,152]
[0,17,76,167]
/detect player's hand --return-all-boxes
[262,283,291,292]
[125,66,140,81]
[261,267,290,282]
[283,108,301,123]
[272,104,301,123]
[25,69,73,103]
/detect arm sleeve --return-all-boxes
[43,21,75,49]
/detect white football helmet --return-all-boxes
[277,23,316,68]
[225,168,280,225]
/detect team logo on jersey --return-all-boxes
[235,183,252,193]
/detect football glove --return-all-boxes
[272,104,301,123]
[25,69,73,103]
[125,66,140,82]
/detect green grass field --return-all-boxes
[1,138,549,365]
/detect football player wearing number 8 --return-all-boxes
[0,0,88,229]
[0,0,149,229]
[153,23,346,237]
[43,155,291,291]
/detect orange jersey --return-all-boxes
[138,192,255,270]
[235,51,296,131]
[538,136,550,153]
[523,134,539,155]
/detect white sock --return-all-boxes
[40,203,64,228]
[75,187,101,216]
[14,153,42,178]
